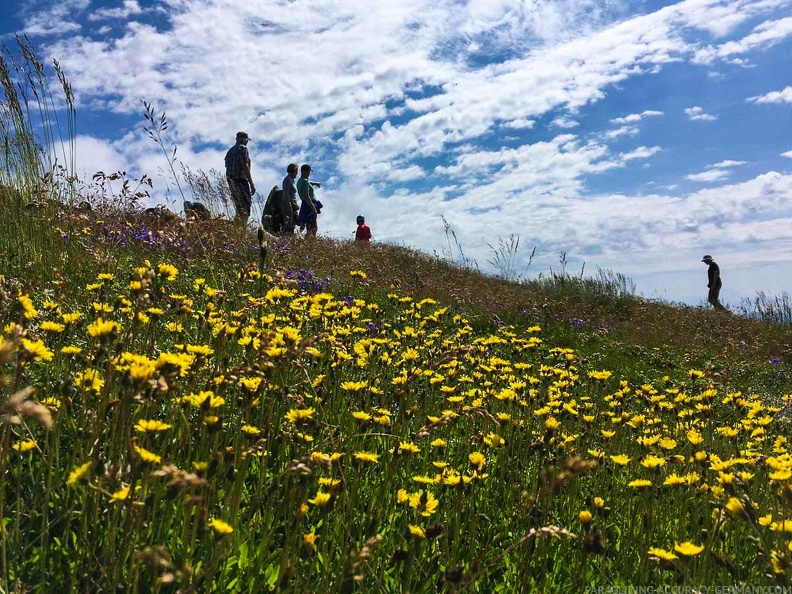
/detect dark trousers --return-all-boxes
[708,285,724,309]
[229,179,252,222]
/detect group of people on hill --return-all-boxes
[224,131,371,241]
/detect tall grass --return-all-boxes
[737,291,792,325]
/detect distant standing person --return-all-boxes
[297,164,319,238]
[281,163,299,233]
[355,215,371,242]
[701,254,724,309]
[224,131,256,223]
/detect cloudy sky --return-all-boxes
[2,0,792,306]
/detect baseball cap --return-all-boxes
[236,131,250,140]
[701,254,713,262]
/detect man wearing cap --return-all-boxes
[225,131,256,223]
[701,255,725,309]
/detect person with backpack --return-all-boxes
[224,131,256,223]
[297,164,320,238]
[281,163,299,234]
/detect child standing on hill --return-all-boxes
[355,215,371,242]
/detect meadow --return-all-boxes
[2,38,792,593]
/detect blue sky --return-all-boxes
[2,0,792,305]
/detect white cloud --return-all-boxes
[603,125,639,140]
[609,110,663,124]
[783,150,792,158]
[686,169,731,182]
[684,106,717,121]
[503,118,535,129]
[551,116,579,128]
[88,1,143,22]
[712,160,747,168]
[693,16,792,65]
[747,86,792,104]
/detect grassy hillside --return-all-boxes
[2,40,792,593]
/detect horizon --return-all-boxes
[2,0,792,307]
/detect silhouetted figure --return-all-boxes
[355,215,371,242]
[224,131,256,223]
[701,254,725,309]
[281,163,299,234]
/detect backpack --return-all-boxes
[264,186,282,215]
[261,186,283,232]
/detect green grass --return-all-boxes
[2,40,792,593]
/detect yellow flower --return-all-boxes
[648,547,678,561]
[285,408,316,423]
[628,479,652,488]
[22,339,54,362]
[687,428,703,445]
[87,318,121,338]
[408,524,426,539]
[769,470,792,481]
[308,491,332,507]
[110,486,131,501]
[588,370,612,381]
[134,446,161,464]
[408,490,439,516]
[610,454,630,466]
[397,489,409,504]
[303,532,316,547]
[134,419,172,433]
[40,321,65,333]
[431,439,447,448]
[12,439,37,453]
[578,510,593,524]
[674,541,704,556]
[469,452,486,469]
[207,518,234,535]
[759,514,773,527]
[354,451,379,463]
[157,263,178,280]
[75,368,104,394]
[641,455,666,469]
[398,441,420,454]
[67,461,92,485]
[663,474,686,486]
[724,497,744,515]
[341,380,368,392]
[349,270,368,279]
[593,497,605,508]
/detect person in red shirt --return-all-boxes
[355,215,371,242]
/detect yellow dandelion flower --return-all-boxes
[308,491,332,507]
[349,270,367,279]
[648,547,678,561]
[134,446,162,464]
[398,441,420,454]
[87,318,121,338]
[12,439,37,453]
[303,532,316,547]
[594,497,605,508]
[397,489,409,504]
[110,486,131,502]
[628,479,652,488]
[354,451,379,463]
[610,454,630,466]
[469,452,486,469]
[40,321,65,333]
[578,510,593,524]
[351,411,372,422]
[431,438,447,448]
[724,497,744,515]
[641,455,666,469]
[67,461,92,485]
[22,339,54,362]
[759,515,773,527]
[285,407,315,423]
[408,490,439,516]
[157,263,178,280]
[134,419,172,433]
[674,541,704,556]
[408,524,426,539]
[75,368,104,393]
[207,518,234,535]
